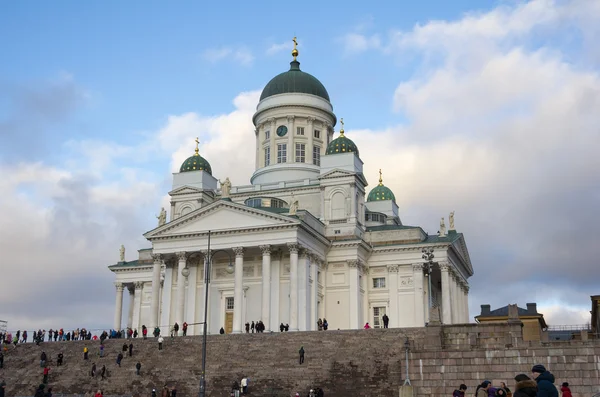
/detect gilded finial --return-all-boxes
[340,118,345,137]
[292,37,299,61]
[379,169,383,186]
[194,137,200,156]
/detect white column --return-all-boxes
[233,247,244,333]
[151,254,162,329]
[127,286,135,329]
[464,285,470,323]
[260,245,272,332]
[288,243,299,331]
[132,282,143,332]
[175,252,188,329]
[412,264,425,326]
[298,250,309,331]
[440,263,452,324]
[287,115,295,162]
[270,250,281,332]
[387,265,399,327]
[348,260,360,329]
[185,258,198,335]
[255,126,260,169]
[450,271,457,324]
[113,282,124,331]
[160,264,173,334]
[459,282,466,323]
[310,256,318,331]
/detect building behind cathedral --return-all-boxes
[109,43,474,335]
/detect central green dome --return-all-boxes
[260,61,330,102]
[179,138,212,174]
[367,171,396,202]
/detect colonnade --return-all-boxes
[113,242,324,334]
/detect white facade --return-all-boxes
[109,55,474,335]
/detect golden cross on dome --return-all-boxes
[379,169,383,186]
[194,137,200,156]
[340,118,345,136]
[292,37,299,61]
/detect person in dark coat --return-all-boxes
[513,374,537,397]
[128,343,133,357]
[135,362,141,376]
[116,353,123,367]
[531,365,558,397]
[299,346,305,364]
[453,384,467,397]
[219,328,225,335]
[0,380,6,397]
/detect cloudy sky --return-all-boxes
[1,0,598,332]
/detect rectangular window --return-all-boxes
[226,297,234,310]
[295,143,305,163]
[312,146,321,166]
[265,130,270,140]
[373,277,386,289]
[297,127,305,135]
[277,144,287,163]
[264,147,270,166]
[373,307,386,328]
[314,129,321,139]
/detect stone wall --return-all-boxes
[0,323,598,397]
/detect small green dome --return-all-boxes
[367,171,395,201]
[325,121,359,156]
[179,138,212,174]
[260,61,330,102]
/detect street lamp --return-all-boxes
[422,248,434,311]
[199,230,233,397]
[403,337,411,386]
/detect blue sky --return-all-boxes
[1,0,599,331]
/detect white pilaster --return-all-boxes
[175,252,188,329]
[412,264,426,326]
[186,257,198,335]
[440,263,452,324]
[387,265,399,327]
[287,115,295,163]
[307,117,315,164]
[269,118,276,165]
[348,260,361,329]
[450,270,457,324]
[151,254,162,329]
[127,286,135,329]
[288,243,299,331]
[113,282,124,331]
[132,282,143,332]
[233,247,244,333]
[464,285,470,322]
[160,264,173,334]
[260,245,272,332]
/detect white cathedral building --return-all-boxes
[109,43,474,336]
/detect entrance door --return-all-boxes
[373,306,386,328]
[225,312,233,334]
[225,296,234,333]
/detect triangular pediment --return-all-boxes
[169,186,207,196]
[144,200,298,239]
[319,169,355,179]
[450,234,474,275]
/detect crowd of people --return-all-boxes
[453,364,570,397]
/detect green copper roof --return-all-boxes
[180,154,212,174]
[326,129,359,156]
[260,61,330,101]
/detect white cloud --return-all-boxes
[266,42,290,55]
[202,46,254,66]
[338,0,600,324]
[341,33,382,54]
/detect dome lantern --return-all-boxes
[179,137,213,174]
[367,169,396,202]
[325,118,360,156]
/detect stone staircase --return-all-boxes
[0,329,418,397]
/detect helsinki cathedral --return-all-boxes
[109,40,474,335]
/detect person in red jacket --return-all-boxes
[182,322,188,336]
[560,382,572,397]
